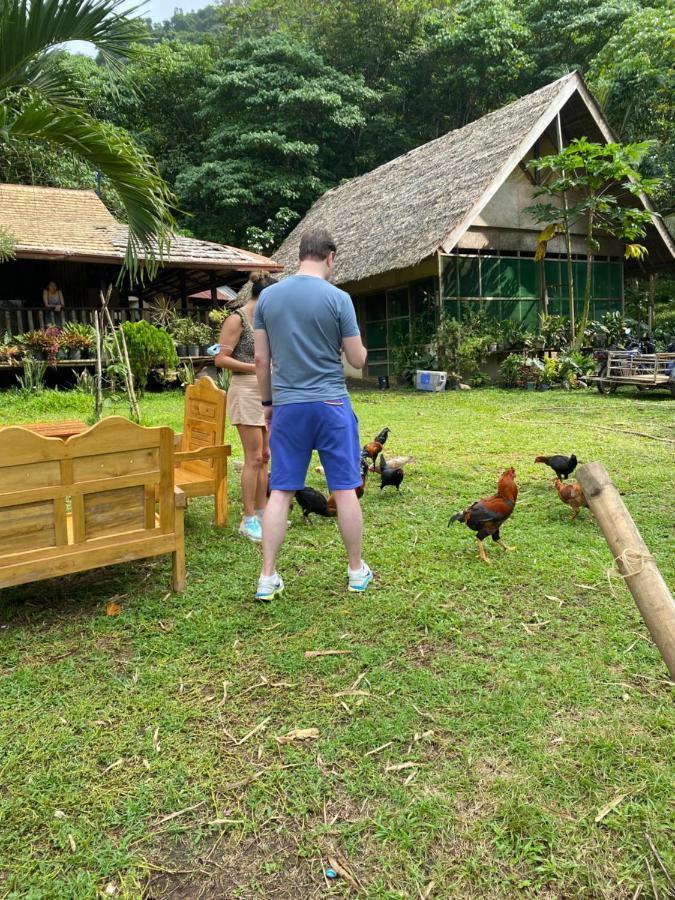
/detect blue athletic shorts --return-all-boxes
[269,397,362,492]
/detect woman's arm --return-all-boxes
[42,290,49,308]
[57,290,64,310]
[214,315,255,373]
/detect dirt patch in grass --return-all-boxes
[148,825,323,899]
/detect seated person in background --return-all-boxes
[43,281,65,322]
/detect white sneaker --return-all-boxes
[255,573,284,602]
[348,562,373,593]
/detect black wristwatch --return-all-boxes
[261,399,272,407]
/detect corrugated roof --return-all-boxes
[0,183,281,271]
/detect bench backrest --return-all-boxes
[180,376,227,477]
[0,417,175,559]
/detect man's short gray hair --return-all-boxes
[298,228,337,262]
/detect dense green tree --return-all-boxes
[588,2,675,212]
[394,0,533,144]
[175,34,378,245]
[522,0,638,81]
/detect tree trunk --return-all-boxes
[574,213,594,350]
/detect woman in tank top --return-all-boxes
[215,271,277,543]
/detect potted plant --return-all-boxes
[19,329,60,364]
[196,322,215,356]
[498,353,522,387]
[170,317,200,357]
[61,322,94,359]
[539,356,559,390]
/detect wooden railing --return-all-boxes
[0,305,214,336]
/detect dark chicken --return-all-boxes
[373,427,390,446]
[534,454,577,480]
[448,467,518,564]
[374,453,404,491]
[295,487,335,520]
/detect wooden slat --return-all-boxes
[84,485,146,539]
[0,501,56,554]
[0,531,179,590]
[0,470,161,508]
[72,447,159,481]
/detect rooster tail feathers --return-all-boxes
[448,511,465,526]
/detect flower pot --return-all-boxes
[57,349,68,360]
[69,349,82,360]
[200,346,211,357]
[526,381,537,391]
[533,337,546,349]
[31,351,46,361]
[187,344,199,358]
[176,344,188,358]
[488,342,498,353]
[538,383,551,391]
[377,375,390,390]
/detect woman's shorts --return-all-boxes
[227,374,265,427]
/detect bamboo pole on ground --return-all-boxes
[576,462,675,680]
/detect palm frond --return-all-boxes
[0,0,146,103]
[3,100,175,277]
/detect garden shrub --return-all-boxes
[121,320,178,390]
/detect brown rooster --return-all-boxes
[554,478,592,520]
[361,427,390,465]
[448,468,518,564]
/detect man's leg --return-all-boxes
[261,490,294,577]
[331,489,363,571]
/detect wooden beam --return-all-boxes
[576,462,675,681]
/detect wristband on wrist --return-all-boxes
[261,399,272,407]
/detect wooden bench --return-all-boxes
[174,376,231,527]
[0,417,186,592]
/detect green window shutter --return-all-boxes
[518,258,537,298]
[482,257,501,296]
[441,257,458,298]
[501,258,519,297]
[593,261,610,298]
[608,263,622,299]
[458,257,480,297]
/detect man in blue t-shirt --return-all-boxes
[253,228,372,601]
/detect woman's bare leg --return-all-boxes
[255,426,270,512]
[237,425,264,518]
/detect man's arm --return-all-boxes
[342,335,367,370]
[254,328,273,427]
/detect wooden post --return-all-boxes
[209,271,218,307]
[576,462,675,680]
[647,272,655,332]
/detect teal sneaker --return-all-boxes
[255,573,284,602]
[239,516,262,542]
[348,562,373,593]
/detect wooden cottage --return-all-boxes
[273,73,675,380]
[0,184,281,335]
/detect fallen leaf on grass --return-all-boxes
[67,834,77,852]
[304,649,353,659]
[595,793,627,823]
[333,690,370,698]
[275,727,320,745]
[385,762,422,773]
[152,727,161,753]
[575,583,597,591]
[544,594,563,604]
[101,758,124,774]
[420,882,435,899]
[53,809,67,819]
[208,817,244,826]
[106,601,122,617]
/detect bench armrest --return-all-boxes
[174,445,232,464]
[174,486,187,508]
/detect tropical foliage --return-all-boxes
[0,0,175,273]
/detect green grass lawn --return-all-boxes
[0,385,673,899]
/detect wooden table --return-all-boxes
[10,420,90,440]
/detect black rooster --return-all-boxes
[376,453,404,491]
[534,454,578,480]
[295,487,336,521]
[373,427,390,446]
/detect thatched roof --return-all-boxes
[274,72,674,285]
[0,184,281,273]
